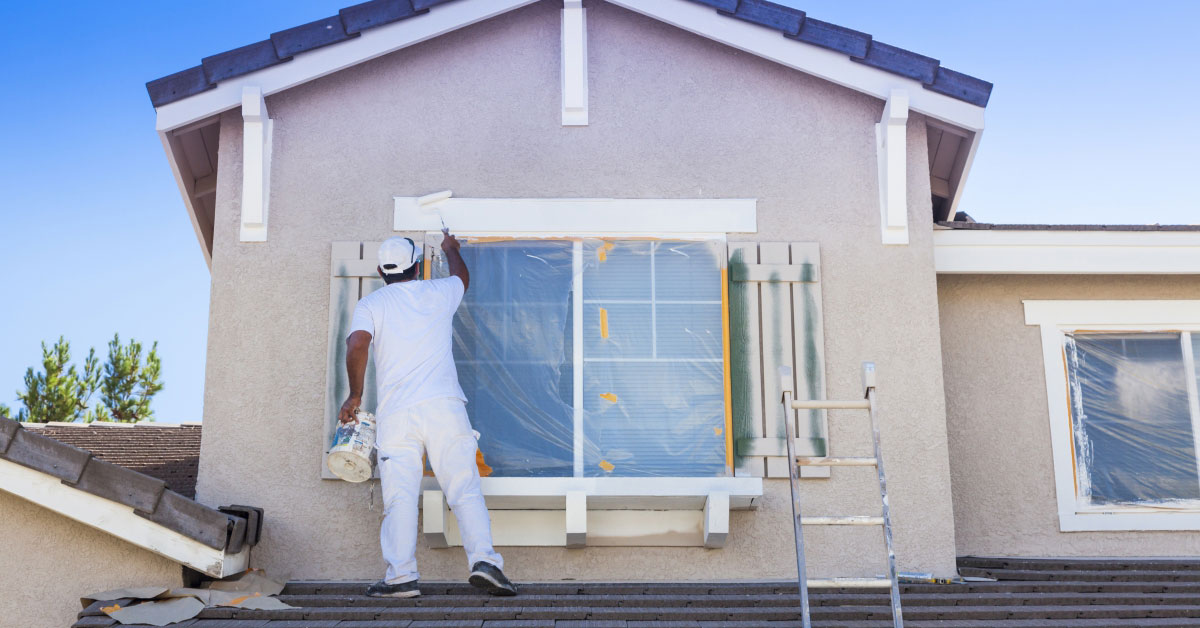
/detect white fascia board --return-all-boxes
[0,458,248,577]
[154,0,538,133]
[395,197,757,234]
[935,229,1200,274]
[609,0,985,132]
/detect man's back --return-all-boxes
[350,276,466,418]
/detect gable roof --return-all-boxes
[146,0,991,109]
[23,422,201,498]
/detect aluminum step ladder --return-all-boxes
[778,362,902,628]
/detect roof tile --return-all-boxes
[271,15,357,58]
[340,0,426,35]
[928,66,993,107]
[412,0,457,11]
[720,0,805,36]
[786,17,871,58]
[136,490,234,550]
[146,66,213,108]
[0,428,91,483]
[27,423,201,497]
[201,40,290,85]
[72,457,166,514]
[0,416,18,453]
[855,40,939,84]
[684,0,739,11]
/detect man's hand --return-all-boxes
[338,396,362,424]
[441,228,469,291]
[441,228,461,253]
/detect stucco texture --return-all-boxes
[198,0,957,581]
[939,274,1200,557]
[0,491,182,628]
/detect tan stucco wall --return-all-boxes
[198,0,957,581]
[939,274,1200,557]
[0,491,182,628]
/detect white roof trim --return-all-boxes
[934,229,1200,274]
[0,457,248,577]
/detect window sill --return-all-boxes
[1060,510,1200,532]
[418,476,762,548]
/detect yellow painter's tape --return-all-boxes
[600,393,618,403]
[598,460,615,472]
[599,308,609,339]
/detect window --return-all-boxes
[1024,300,1200,531]
[432,238,730,478]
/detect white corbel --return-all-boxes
[240,86,273,242]
[422,489,450,548]
[561,0,588,126]
[703,491,730,548]
[565,490,587,548]
[876,89,909,245]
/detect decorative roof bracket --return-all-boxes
[876,89,909,245]
[240,86,272,242]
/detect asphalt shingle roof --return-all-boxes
[146,0,992,109]
[23,422,201,498]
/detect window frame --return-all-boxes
[1024,300,1200,531]
[426,232,735,478]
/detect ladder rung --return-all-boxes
[800,516,885,526]
[805,577,893,588]
[796,456,877,467]
[790,399,870,410]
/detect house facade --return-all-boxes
[144,0,1200,588]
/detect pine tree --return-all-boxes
[15,337,100,423]
[95,334,164,423]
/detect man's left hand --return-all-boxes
[339,396,363,424]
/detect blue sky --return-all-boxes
[1,0,1197,422]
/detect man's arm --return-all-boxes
[338,330,372,423]
[442,229,469,292]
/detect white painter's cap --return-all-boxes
[378,236,423,274]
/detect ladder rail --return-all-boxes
[778,377,812,628]
[778,362,903,628]
[867,378,905,627]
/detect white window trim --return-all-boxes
[1024,300,1200,531]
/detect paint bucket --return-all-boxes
[327,410,377,483]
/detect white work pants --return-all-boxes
[377,396,502,584]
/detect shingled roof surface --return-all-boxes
[70,557,1200,627]
[24,422,201,498]
[146,0,992,109]
[937,221,1200,232]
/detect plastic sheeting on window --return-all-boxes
[1064,332,1200,507]
[433,238,728,478]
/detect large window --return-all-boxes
[433,238,729,478]
[1025,300,1200,531]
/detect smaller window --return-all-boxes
[1064,332,1200,509]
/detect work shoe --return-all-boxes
[469,561,517,596]
[366,579,421,598]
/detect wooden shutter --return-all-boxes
[727,242,829,479]
[322,241,386,479]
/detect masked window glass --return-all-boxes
[1065,332,1200,506]
[435,238,727,478]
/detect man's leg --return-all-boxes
[422,397,503,571]
[377,410,426,584]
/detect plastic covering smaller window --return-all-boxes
[1064,332,1200,509]
[434,238,728,478]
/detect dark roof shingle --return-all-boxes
[145,0,992,109]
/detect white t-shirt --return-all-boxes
[349,276,467,418]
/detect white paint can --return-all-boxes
[327,410,377,483]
